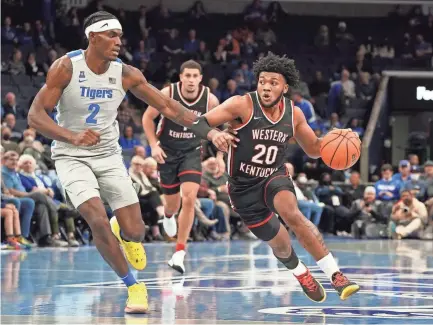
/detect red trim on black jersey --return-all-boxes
[263,169,289,207]
[178,170,202,177]
[160,182,181,189]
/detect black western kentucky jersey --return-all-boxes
[156,82,210,151]
[228,92,294,185]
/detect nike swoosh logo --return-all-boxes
[101,23,108,28]
[192,120,200,125]
[254,117,261,120]
[78,79,87,83]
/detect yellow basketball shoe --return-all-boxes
[125,282,148,314]
[110,216,146,270]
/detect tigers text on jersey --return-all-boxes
[51,50,125,159]
[227,92,294,184]
[156,82,210,151]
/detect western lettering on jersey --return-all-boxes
[228,91,294,184]
[252,129,289,143]
[80,87,113,99]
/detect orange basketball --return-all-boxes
[320,129,361,170]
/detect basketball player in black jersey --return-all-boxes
[190,53,360,302]
[142,60,222,273]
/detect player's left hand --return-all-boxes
[209,129,239,153]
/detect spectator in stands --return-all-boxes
[142,157,161,193]
[213,44,227,65]
[222,79,240,102]
[375,163,401,202]
[19,22,34,46]
[1,17,17,44]
[349,186,386,239]
[2,151,60,247]
[315,172,350,234]
[408,153,420,167]
[403,165,427,201]
[321,113,342,133]
[266,1,287,25]
[359,36,374,59]
[1,200,27,249]
[1,181,33,248]
[256,24,276,50]
[222,31,241,62]
[129,156,164,241]
[349,51,373,75]
[398,33,414,60]
[340,68,356,98]
[2,92,27,120]
[314,25,330,49]
[138,5,147,36]
[184,29,200,57]
[1,127,19,153]
[197,41,211,65]
[391,189,428,239]
[393,160,411,183]
[3,114,23,142]
[18,128,44,155]
[233,71,249,94]
[142,29,156,54]
[117,98,133,129]
[163,28,184,58]
[309,71,330,99]
[119,126,141,150]
[133,40,151,66]
[33,20,51,48]
[133,145,147,160]
[189,1,207,20]
[375,37,395,59]
[25,52,45,77]
[243,0,265,23]
[17,154,79,246]
[43,49,58,75]
[421,160,433,217]
[345,171,365,205]
[208,78,221,102]
[241,33,259,63]
[414,34,432,60]
[328,69,355,115]
[118,38,134,64]
[335,21,355,49]
[8,49,25,75]
[347,118,364,138]
[356,72,376,104]
[291,89,319,130]
[287,163,323,227]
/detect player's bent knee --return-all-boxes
[248,214,281,241]
[181,193,196,208]
[280,209,304,227]
[122,219,145,242]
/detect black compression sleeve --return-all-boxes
[190,116,213,140]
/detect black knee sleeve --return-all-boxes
[248,213,281,241]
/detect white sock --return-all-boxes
[291,260,308,276]
[317,253,340,280]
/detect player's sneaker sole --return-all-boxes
[331,271,360,300]
[339,283,360,300]
[168,250,186,274]
[125,282,148,314]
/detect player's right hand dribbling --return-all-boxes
[71,129,101,147]
[151,144,167,164]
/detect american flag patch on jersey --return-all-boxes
[109,77,116,84]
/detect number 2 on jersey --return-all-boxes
[86,103,100,124]
[251,144,278,165]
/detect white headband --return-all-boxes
[85,18,122,39]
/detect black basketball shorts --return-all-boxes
[157,146,202,195]
[228,166,296,241]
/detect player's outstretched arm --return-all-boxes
[292,106,322,158]
[123,64,236,151]
[201,95,248,127]
[28,56,100,146]
[123,64,199,128]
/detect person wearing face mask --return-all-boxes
[403,165,427,201]
[18,128,44,155]
[1,126,19,153]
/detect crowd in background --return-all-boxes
[1,0,433,249]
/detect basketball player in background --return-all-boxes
[142,60,223,274]
[27,11,234,313]
[189,52,360,302]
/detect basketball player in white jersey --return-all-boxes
[27,11,235,314]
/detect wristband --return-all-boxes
[190,116,213,140]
